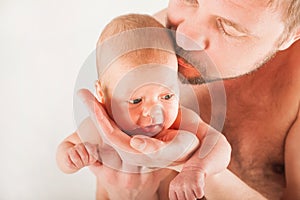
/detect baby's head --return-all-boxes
[95,14,179,137]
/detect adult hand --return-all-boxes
[77,89,199,171]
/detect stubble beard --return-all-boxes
[177,48,278,85]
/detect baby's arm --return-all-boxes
[169,106,231,199]
[56,118,100,174]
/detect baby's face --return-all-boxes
[102,51,179,137]
[124,81,179,137]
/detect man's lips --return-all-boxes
[177,56,202,78]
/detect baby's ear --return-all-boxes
[95,80,105,104]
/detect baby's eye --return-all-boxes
[161,94,174,100]
[128,98,142,104]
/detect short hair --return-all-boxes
[268,0,300,43]
[97,13,165,44]
[96,14,175,79]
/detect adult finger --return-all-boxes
[77,89,113,135]
[175,191,186,200]
[130,135,165,153]
[169,190,178,200]
[193,187,204,200]
[185,189,196,200]
[78,89,136,153]
[130,130,199,167]
[77,117,103,146]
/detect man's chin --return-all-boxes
[177,55,216,85]
[178,75,206,85]
[178,72,223,85]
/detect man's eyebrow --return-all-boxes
[221,17,253,35]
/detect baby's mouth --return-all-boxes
[128,123,164,137]
[141,124,163,135]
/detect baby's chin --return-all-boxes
[124,124,164,138]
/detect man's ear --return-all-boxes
[278,28,300,51]
[95,80,105,104]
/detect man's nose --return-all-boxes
[176,22,209,51]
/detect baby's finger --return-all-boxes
[68,148,84,169]
[65,154,76,169]
[74,144,89,165]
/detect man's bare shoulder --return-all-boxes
[267,40,300,100]
[285,40,300,98]
[287,39,300,61]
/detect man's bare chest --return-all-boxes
[222,87,290,199]
[191,61,299,199]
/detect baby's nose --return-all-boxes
[140,104,164,126]
[149,104,164,125]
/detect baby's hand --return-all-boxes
[169,169,205,200]
[66,143,98,171]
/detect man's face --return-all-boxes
[167,0,286,82]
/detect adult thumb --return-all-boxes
[130,135,164,153]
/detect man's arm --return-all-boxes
[283,106,300,199]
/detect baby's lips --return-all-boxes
[142,124,163,135]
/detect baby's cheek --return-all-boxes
[129,115,139,126]
[163,103,179,128]
[113,106,139,130]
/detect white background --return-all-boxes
[0,0,168,199]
